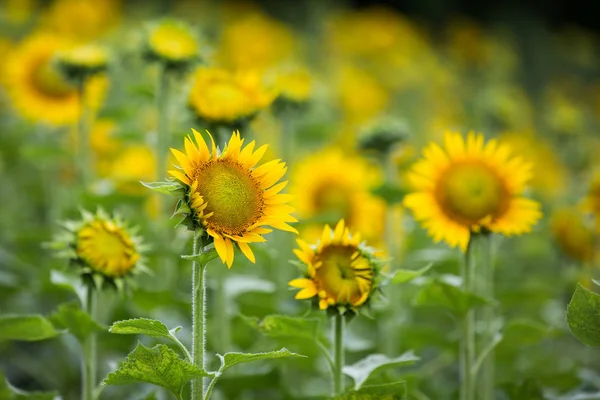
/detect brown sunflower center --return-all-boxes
[314,245,372,306]
[194,159,264,234]
[32,58,74,98]
[436,162,508,225]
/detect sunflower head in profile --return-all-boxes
[165,129,297,268]
[47,209,147,290]
[403,131,542,250]
[551,207,594,263]
[57,43,109,80]
[289,219,383,315]
[145,20,199,68]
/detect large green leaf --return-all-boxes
[567,284,600,346]
[50,301,103,344]
[218,348,305,373]
[371,183,407,205]
[103,343,211,400]
[0,315,60,343]
[342,352,419,390]
[501,379,544,400]
[243,315,321,341]
[389,264,433,284]
[109,318,172,339]
[334,381,407,400]
[0,372,58,400]
[415,276,492,316]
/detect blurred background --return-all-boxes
[0,0,599,399]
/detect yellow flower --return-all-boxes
[337,65,389,125]
[147,20,199,64]
[58,43,109,73]
[551,207,594,263]
[290,149,386,244]
[41,0,121,40]
[275,67,312,103]
[404,131,542,250]
[169,129,297,267]
[189,67,275,123]
[289,219,381,312]
[583,173,600,227]
[108,146,156,195]
[5,33,107,126]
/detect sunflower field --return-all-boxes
[1,0,600,399]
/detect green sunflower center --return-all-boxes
[314,245,372,306]
[313,183,353,225]
[33,58,74,98]
[437,162,507,224]
[195,160,264,234]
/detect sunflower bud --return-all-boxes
[144,20,199,70]
[358,117,409,155]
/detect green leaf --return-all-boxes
[371,183,407,205]
[389,264,433,284]
[109,318,172,339]
[567,283,600,346]
[334,381,407,399]
[0,315,60,343]
[342,352,419,390]
[243,314,321,341]
[1,372,58,399]
[140,181,183,195]
[502,379,544,400]
[50,301,104,344]
[415,276,492,316]
[181,249,218,266]
[103,343,210,399]
[218,348,305,373]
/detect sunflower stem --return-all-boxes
[460,237,475,400]
[76,77,92,187]
[191,231,208,399]
[478,233,495,400]
[215,263,231,352]
[333,313,345,396]
[82,285,97,400]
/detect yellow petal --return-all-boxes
[213,234,228,264]
[237,242,255,263]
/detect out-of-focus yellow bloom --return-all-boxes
[89,119,120,176]
[275,67,312,103]
[189,67,275,124]
[146,20,199,65]
[551,207,594,263]
[404,131,542,250]
[544,85,586,135]
[500,131,567,198]
[290,149,386,244]
[5,33,107,126]
[337,66,389,125]
[109,145,155,195]
[218,12,296,72]
[583,173,600,228]
[41,0,121,40]
[57,44,109,79]
[2,0,37,25]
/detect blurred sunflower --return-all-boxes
[404,131,542,250]
[169,129,296,267]
[551,207,594,263]
[57,43,109,78]
[289,219,383,313]
[41,0,121,41]
[189,67,275,125]
[290,149,386,244]
[275,66,313,104]
[146,20,199,66]
[5,33,107,126]
[336,65,389,125]
[583,173,600,228]
[108,145,156,195]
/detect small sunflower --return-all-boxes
[41,0,121,41]
[403,131,542,250]
[5,33,107,126]
[57,43,109,79]
[289,220,382,313]
[189,67,275,126]
[551,207,594,263]
[146,20,199,67]
[48,209,146,289]
[168,129,297,267]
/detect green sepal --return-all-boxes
[140,180,184,195]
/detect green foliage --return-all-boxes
[50,301,104,344]
[0,372,58,400]
[103,343,211,400]
[334,381,407,400]
[140,181,183,195]
[389,264,433,284]
[342,352,419,390]
[110,318,172,339]
[371,184,407,205]
[501,379,544,399]
[0,315,60,343]
[217,348,305,373]
[180,248,219,266]
[567,284,600,346]
[414,275,492,316]
[243,314,321,341]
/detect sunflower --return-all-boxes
[583,172,600,228]
[289,219,382,312]
[48,209,145,289]
[168,129,297,267]
[5,33,107,126]
[146,20,199,66]
[57,43,109,78]
[290,149,386,245]
[403,131,542,250]
[189,67,275,125]
[551,207,594,263]
[41,0,121,41]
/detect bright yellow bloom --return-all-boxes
[275,67,312,103]
[109,146,156,195]
[5,33,107,126]
[41,0,121,40]
[77,217,140,278]
[551,207,594,263]
[290,149,386,244]
[289,220,380,311]
[169,129,297,267]
[404,131,542,250]
[58,43,108,71]
[189,67,275,123]
[337,65,389,125]
[147,20,199,63]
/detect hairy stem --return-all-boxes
[333,313,345,396]
[191,232,207,399]
[82,285,97,400]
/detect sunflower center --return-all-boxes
[314,245,372,306]
[313,184,353,224]
[206,81,250,111]
[194,160,263,234]
[32,59,74,98]
[437,162,507,224]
